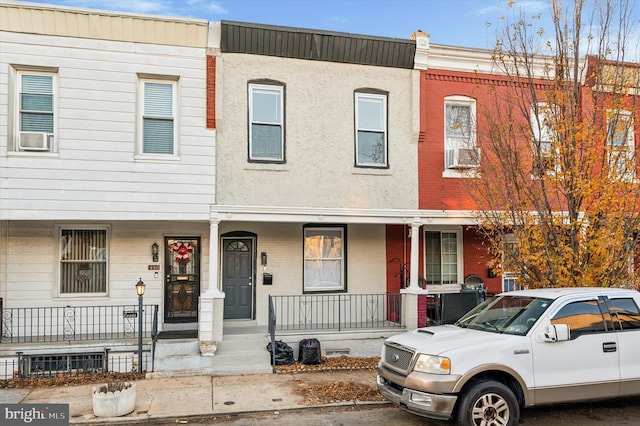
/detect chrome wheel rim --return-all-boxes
[471,392,510,426]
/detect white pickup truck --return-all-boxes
[377,287,640,426]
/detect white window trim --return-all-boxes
[12,67,58,154]
[355,91,388,167]
[531,102,561,176]
[443,95,477,177]
[136,76,179,160]
[422,226,464,285]
[248,83,284,162]
[55,224,110,298]
[606,109,635,181]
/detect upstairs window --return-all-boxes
[444,96,479,170]
[249,83,284,162]
[16,71,56,152]
[531,103,560,176]
[355,91,388,167]
[59,227,108,295]
[140,78,177,155]
[607,109,635,180]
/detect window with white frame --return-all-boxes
[15,70,56,152]
[444,96,479,170]
[606,109,635,180]
[303,225,345,292]
[531,102,560,175]
[140,78,177,155]
[502,274,522,292]
[355,91,388,167]
[59,227,108,294]
[424,229,461,285]
[249,82,284,162]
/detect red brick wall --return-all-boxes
[206,56,216,129]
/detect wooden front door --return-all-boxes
[164,237,200,323]
[222,238,253,319]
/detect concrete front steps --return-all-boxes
[149,322,272,378]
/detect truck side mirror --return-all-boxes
[543,324,570,342]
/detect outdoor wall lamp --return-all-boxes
[261,252,268,265]
[151,242,159,262]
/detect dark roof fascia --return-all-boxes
[220,20,416,69]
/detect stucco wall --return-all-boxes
[215,53,419,210]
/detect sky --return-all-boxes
[8,0,553,50]
[7,0,640,55]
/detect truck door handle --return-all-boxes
[602,342,617,353]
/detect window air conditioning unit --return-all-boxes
[446,147,480,169]
[19,132,50,151]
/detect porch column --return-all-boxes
[407,220,422,291]
[199,217,224,356]
[401,220,426,330]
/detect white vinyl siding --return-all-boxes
[249,83,284,161]
[59,227,108,294]
[355,92,387,167]
[303,226,345,292]
[141,79,177,155]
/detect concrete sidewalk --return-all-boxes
[1,369,388,424]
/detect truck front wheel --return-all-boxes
[455,380,520,426]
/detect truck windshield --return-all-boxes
[455,295,553,335]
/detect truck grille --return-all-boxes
[382,342,414,375]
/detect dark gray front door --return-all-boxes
[223,238,253,319]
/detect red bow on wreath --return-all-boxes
[171,242,193,263]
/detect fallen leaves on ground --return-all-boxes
[280,356,385,405]
[295,380,386,404]
[274,355,380,373]
[3,372,141,389]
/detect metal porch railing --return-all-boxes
[269,293,402,332]
[0,304,159,344]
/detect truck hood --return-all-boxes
[387,324,513,355]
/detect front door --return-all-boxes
[222,238,253,319]
[164,237,200,323]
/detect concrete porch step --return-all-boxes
[149,330,273,377]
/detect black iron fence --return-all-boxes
[269,293,402,332]
[0,350,150,381]
[0,304,158,344]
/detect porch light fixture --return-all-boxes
[151,242,159,262]
[135,278,145,377]
[136,278,146,297]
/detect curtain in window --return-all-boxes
[304,228,344,290]
[21,74,54,133]
[445,104,471,146]
[143,82,174,154]
[60,229,107,293]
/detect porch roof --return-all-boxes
[210,205,478,226]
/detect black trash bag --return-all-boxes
[266,340,294,365]
[298,338,323,365]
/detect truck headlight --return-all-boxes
[413,354,451,374]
